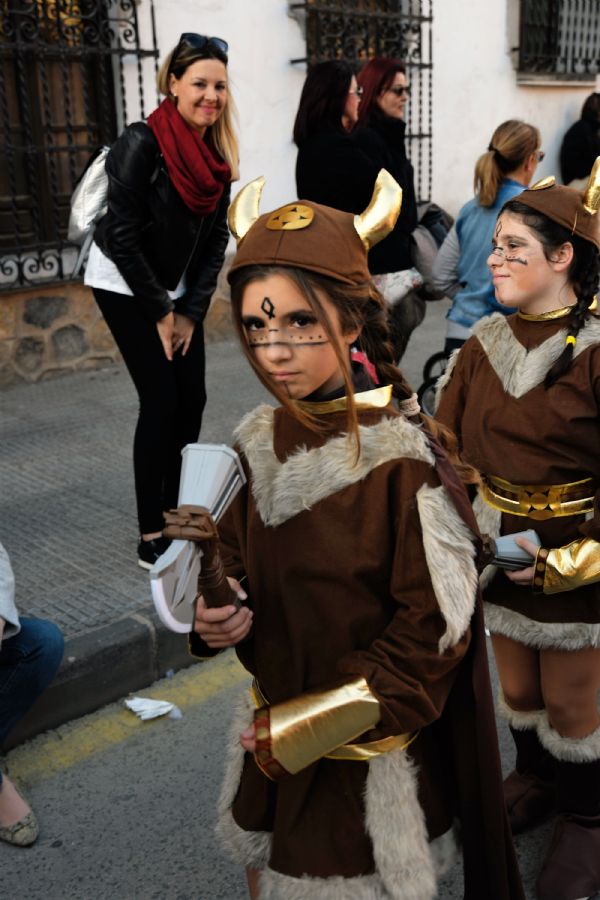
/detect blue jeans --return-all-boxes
[0,618,64,781]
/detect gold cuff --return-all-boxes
[532,548,549,594]
[254,677,380,778]
[543,537,600,594]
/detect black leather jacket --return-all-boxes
[94,121,230,323]
[353,114,418,274]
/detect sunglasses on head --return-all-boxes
[170,33,229,70]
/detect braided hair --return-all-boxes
[229,264,478,482]
[501,199,600,388]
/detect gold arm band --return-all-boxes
[266,677,380,775]
[480,475,596,521]
[250,680,416,774]
[543,537,600,594]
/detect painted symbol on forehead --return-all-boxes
[495,220,503,239]
[260,296,276,319]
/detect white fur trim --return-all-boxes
[365,748,437,900]
[235,406,434,527]
[416,484,478,652]
[433,348,461,413]
[496,691,545,731]
[471,313,600,398]
[256,829,458,900]
[258,868,389,899]
[484,602,600,650]
[216,690,271,869]
[219,710,447,899]
[472,490,501,589]
[537,715,600,763]
[429,825,460,878]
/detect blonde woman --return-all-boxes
[433,120,541,354]
[85,34,238,568]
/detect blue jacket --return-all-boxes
[448,179,525,329]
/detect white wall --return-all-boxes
[432,0,599,216]
[129,1,599,222]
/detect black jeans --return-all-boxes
[94,288,206,534]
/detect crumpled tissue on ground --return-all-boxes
[124,696,182,721]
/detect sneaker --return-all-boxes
[137,536,171,571]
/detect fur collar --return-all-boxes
[435,313,600,405]
[472,313,600,398]
[234,405,434,527]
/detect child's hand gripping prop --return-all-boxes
[162,505,241,611]
[149,443,246,633]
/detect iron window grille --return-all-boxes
[290,0,433,203]
[518,0,600,78]
[0,0,159,292]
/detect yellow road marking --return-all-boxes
[5,651,249,786]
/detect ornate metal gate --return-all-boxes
[0,0,159,291]
[291,0,434,202]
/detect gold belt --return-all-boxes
[481,475,597,520]
[250,680,418,761]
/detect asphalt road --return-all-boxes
[1,651,555,900]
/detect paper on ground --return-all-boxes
[125,696,182,721]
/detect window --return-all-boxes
[518,0,600,79]
[0,0,158,290]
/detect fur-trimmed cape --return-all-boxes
[212,400,522,899]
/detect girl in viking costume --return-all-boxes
[181,172,524,900]
[436,164,600,900]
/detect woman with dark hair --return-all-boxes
[354,57,418,276]
[352,57,424,359]
[294,60,376,213]
[84,33,238,568]
[560,92,600,187]
[436,171,600,900]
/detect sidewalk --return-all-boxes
[0,300,448,747]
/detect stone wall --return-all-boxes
[0,258,234,389]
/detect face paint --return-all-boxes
[488,211,573,313]
[240,273,358,400]
[489,247,529,265]
[261,296,276,319]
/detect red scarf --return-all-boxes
[147,98,231,216]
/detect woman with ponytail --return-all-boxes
[436,170,600,900]
[433,120,542,353]
[184,174,524,899]
[85,34,238,568]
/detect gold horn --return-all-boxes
[582,156,600,215]
[228,176,266,243]
[354,169,402,251]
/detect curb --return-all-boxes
[4,606,198,751]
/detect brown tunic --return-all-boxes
[436,311,600,635]
[201,394,524,899]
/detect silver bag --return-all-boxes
[68,145,110,245]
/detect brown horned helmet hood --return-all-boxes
[226,169,403,285]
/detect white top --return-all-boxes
[0,542,20,640]
[84,240,186,299]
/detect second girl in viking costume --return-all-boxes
[184,173,524,899]
[436,165,600,900]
